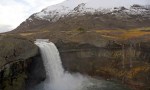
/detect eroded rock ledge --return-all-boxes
[0,35,46,90]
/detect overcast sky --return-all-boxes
[0,0,65,33]
[0,0,149,33]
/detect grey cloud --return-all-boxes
[0,25,13,33]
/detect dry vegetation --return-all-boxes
[3,27,149,43]
[95,27,150,40]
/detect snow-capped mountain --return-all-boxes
[14,0,150,32]
[31,0,149,21]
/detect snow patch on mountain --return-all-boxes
[33,0,150,22]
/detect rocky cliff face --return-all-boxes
[56,41,150,90]
[0,35,46,90]
[1,34,149,90]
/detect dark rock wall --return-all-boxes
[0,55,46,90]
[25,54,46,89]
[57,42,150,90]
[0,35,46,90]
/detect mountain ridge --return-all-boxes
[34,2,150,22]
[13,0,150,32]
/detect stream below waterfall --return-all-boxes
[33,40,130,90]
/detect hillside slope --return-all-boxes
[13,0,150,32]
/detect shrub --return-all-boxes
[77,27,86,33]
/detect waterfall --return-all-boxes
[35,41,88,90]
[34,40,130,90]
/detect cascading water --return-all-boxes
[35,41,89,90]
[34,40,131,90]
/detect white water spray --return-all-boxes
[35,41,89,90]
